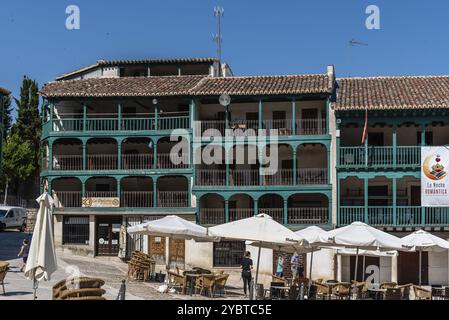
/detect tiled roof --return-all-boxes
[40,76,206,98]
[192,74,332,96]
[40,74,332,98]
[335,76,449,111]
[0,87,10,95]
[56,58,218,80]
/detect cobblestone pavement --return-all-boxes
[1,230,245,300]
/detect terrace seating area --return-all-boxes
[52,277,106,300]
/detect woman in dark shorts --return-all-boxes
[241,251,253,298]
[18,239,30,272]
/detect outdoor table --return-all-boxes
[368,288,387,300]
[270,286,289,300]
[183,273,201,296]
[325,281,339,300]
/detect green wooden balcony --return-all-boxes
[339,206,449,227]
[46,115,190,134]
[338,146,421,169]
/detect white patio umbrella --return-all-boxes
[24,193,58,300]
[208,214,307,298]
[127,215,214,269]
[326,222,413,283]
[401,229,449,286]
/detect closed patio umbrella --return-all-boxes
[325,222,413,284]
[208,214,307,299]
[24,193,58,300]
[400,229,449,286]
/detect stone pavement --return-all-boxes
[1,230,245,300]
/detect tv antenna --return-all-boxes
[349,38,368,46]
[213,6,224,76]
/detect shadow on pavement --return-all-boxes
[2,291,33,297]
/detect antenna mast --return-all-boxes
[213,6,224,76]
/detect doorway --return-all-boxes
[398,252,428,285]
[96,216,123,256]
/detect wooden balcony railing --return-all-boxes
[262,169,293,186]
[122,154,153,170]
[200,208,226,225]
[287,207,329,225]
[339,206,449,227]
[196,169,226,186]
[229,208,254,222]
[87,154,118,170]
[85,191,118,198]
[339,146,421,168]
[120,191,153,208]
[297,119,327,135]
[297,168,328,184]
[53,155,83,171]
[157,191,189,207]
[259,208,284,224]
[157,153,190,169]
[229,169,259,186]
[54,191,82,208]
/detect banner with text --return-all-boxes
[421,147,449,207]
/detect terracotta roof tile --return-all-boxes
[40,74,332,98]
[0,87,10,95]
[335,76,449,110]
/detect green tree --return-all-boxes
[2,132,35,205]
[12,76,41,172]
[2,93,12,140]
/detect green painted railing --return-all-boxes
[340,206,449,227]
[48,115,189,133]
[339,146,421,168]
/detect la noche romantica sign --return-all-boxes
[82,197,120,208]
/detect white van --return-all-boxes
[0,206,27,232]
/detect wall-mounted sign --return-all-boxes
[421,147,449,207]
[82,197,120,208]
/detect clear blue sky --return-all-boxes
[1,0,449,118]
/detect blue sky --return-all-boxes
[1,0,449,118]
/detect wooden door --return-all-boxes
[398,252,428,285]
[96,216,122,256]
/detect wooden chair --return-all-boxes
[195,274,215,297]
[384,288,402,300]
[0,262,9,295]
[272,275,288,286]
[59,288,106,300]
[53,277,105,300]
[413,286,432,300]
[213,274,229,297]
[352,281,368,300]
[396,283,413,300]
[67,296,107,301]
[380,282,397,290]
[313,281,330,300]
[332,282,352,300]
[167,271,185,292]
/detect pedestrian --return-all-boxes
[241,251,253,298]
[291,251,300,280]
[18,239,30,272]
[276,254,284,278]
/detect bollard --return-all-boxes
[116,279,126,300]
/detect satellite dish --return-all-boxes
[152,98,158,105]
[219,94,231,107]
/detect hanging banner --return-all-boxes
[421,147,449,207]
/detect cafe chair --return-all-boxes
[380,282,397,289]
[396,283,413,300]
[413,286,432,300]
[384,288,402,300]
[332,282,352,300]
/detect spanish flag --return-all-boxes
[361,109,368,144]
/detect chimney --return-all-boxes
[327,64,336,92]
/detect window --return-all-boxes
[213,241,245,268]
[63,216,90,245]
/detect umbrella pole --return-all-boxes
[362,255,366,281]
[175,241,179,269]
[253,242,262,300]
[354,248,359,282]
[32,278,38,300]
[419,249,422,286]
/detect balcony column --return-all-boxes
[365,133,369,167]
[47,178,53,195]
[153,139,158,169]
[421,124,426,226]
[326,97,330,134]
[82,140,87,171]
[292,98,296,136]
[293,149,297,185]
[48,139,53,171]
[117,178,121,198]
[254,198,259,216]
[154,103,159,131]
[337,177,341,226]
[190,99,196,138]
[49,103,54,128]
[225,149,230,187]
[153,180,158,207]
[392,177,397,226]
[81,180,86,198]
[118,103,122,131]
[283,199,288,225]
[83,103,87,131]
[187,177,192,208]
[117,138,122,170]
[392,124,397,167]
[196,198,201,224]
[364,177,369,224]
[225,200,229,223]
[258,99,263,133]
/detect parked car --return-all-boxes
[0,206,27,232]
